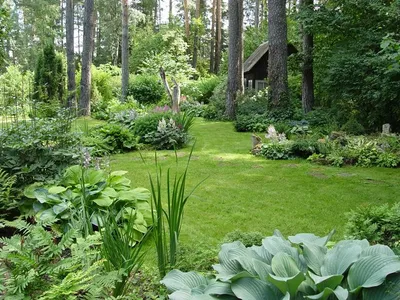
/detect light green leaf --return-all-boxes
[361,245,396,257]
[131,187,151,200]
[102,187,118,198]
[347,255,400,293]
[118,190,137,201]
[110,170,128,176]
[48,186,67,194]
[38,208,57,222]
[303,242,327,276]
[62,165,82,185]
[232,277,282,300]
[268,272,305,298]
[93,194,114,207]
[84,169,105,185]
[308,272,343,292]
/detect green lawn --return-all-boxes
[110,118,400,248]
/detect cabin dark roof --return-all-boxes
[244,42,269,74]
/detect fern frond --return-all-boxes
[58,228,79,250]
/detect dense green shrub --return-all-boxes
[346,202,400,253]
[341,117,365,135]
[290,137,319,158]
[162,230,400,299]
[0,112,80,191]
[259,141,293,160]
[234,114,270,132]
[176,243,218,273]
[109,109,138,129]
[89,123,137,154]
[128,74,166,105]
[181,76,221,104]
[305,108,336,128]
[222,229,264,247]
[133,112,173,141]
[33,44,65,106]
[0,65,33,109]
[180,101,206,117]
[204,78,227,120]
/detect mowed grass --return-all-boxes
[110,118,400,248]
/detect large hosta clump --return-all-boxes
[24,165,152,241]
[161,230,400,299]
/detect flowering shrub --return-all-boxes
[144,118,189,150]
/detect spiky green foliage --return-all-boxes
[99,212,148,297]
[148,145,204,277]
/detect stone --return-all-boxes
[382,123,391,135]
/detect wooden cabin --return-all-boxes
[244,42,298,90]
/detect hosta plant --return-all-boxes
[24,165,152,241]
[161,230,400,300]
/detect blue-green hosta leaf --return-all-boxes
[52,202,69,215]
[253,259,273,280]
[268,272,305,298]
[308,272,343,292]
[347,255,400,293]
[271,252,301,278]
[214,242,249,281]
[38,208,57,222]
[101,187,118,198]
[232,277,282,300]
[289,230,335,247]
[161,270,208,293]
[263,236,307,273]
[362,272,400,300]
[320,240,369,276]
[298,274,317,295]
[92,194,114,207]
[33,188,51,203]
[250,245,274,265]
[48,186,67,194]
[361,245,396,257]
[303,242,327,276]
[305,286,348,300]
[203,280,235,297]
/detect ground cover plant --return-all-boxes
[162,230,400,299]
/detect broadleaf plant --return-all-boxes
[24,165,152,240]
[162,230,400,299]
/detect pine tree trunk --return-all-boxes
[79,0,95,116]
[169,0,173,25]
[121,0,129,102]
[267,0,288,109]
[209,0,216,73]
[300,0,314,113]
[192,0,201,68]
[226,0,243,119]
[214,0,222,73]
[255,0,259,28]
[183,0,190,40]
[66,0,76,110]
